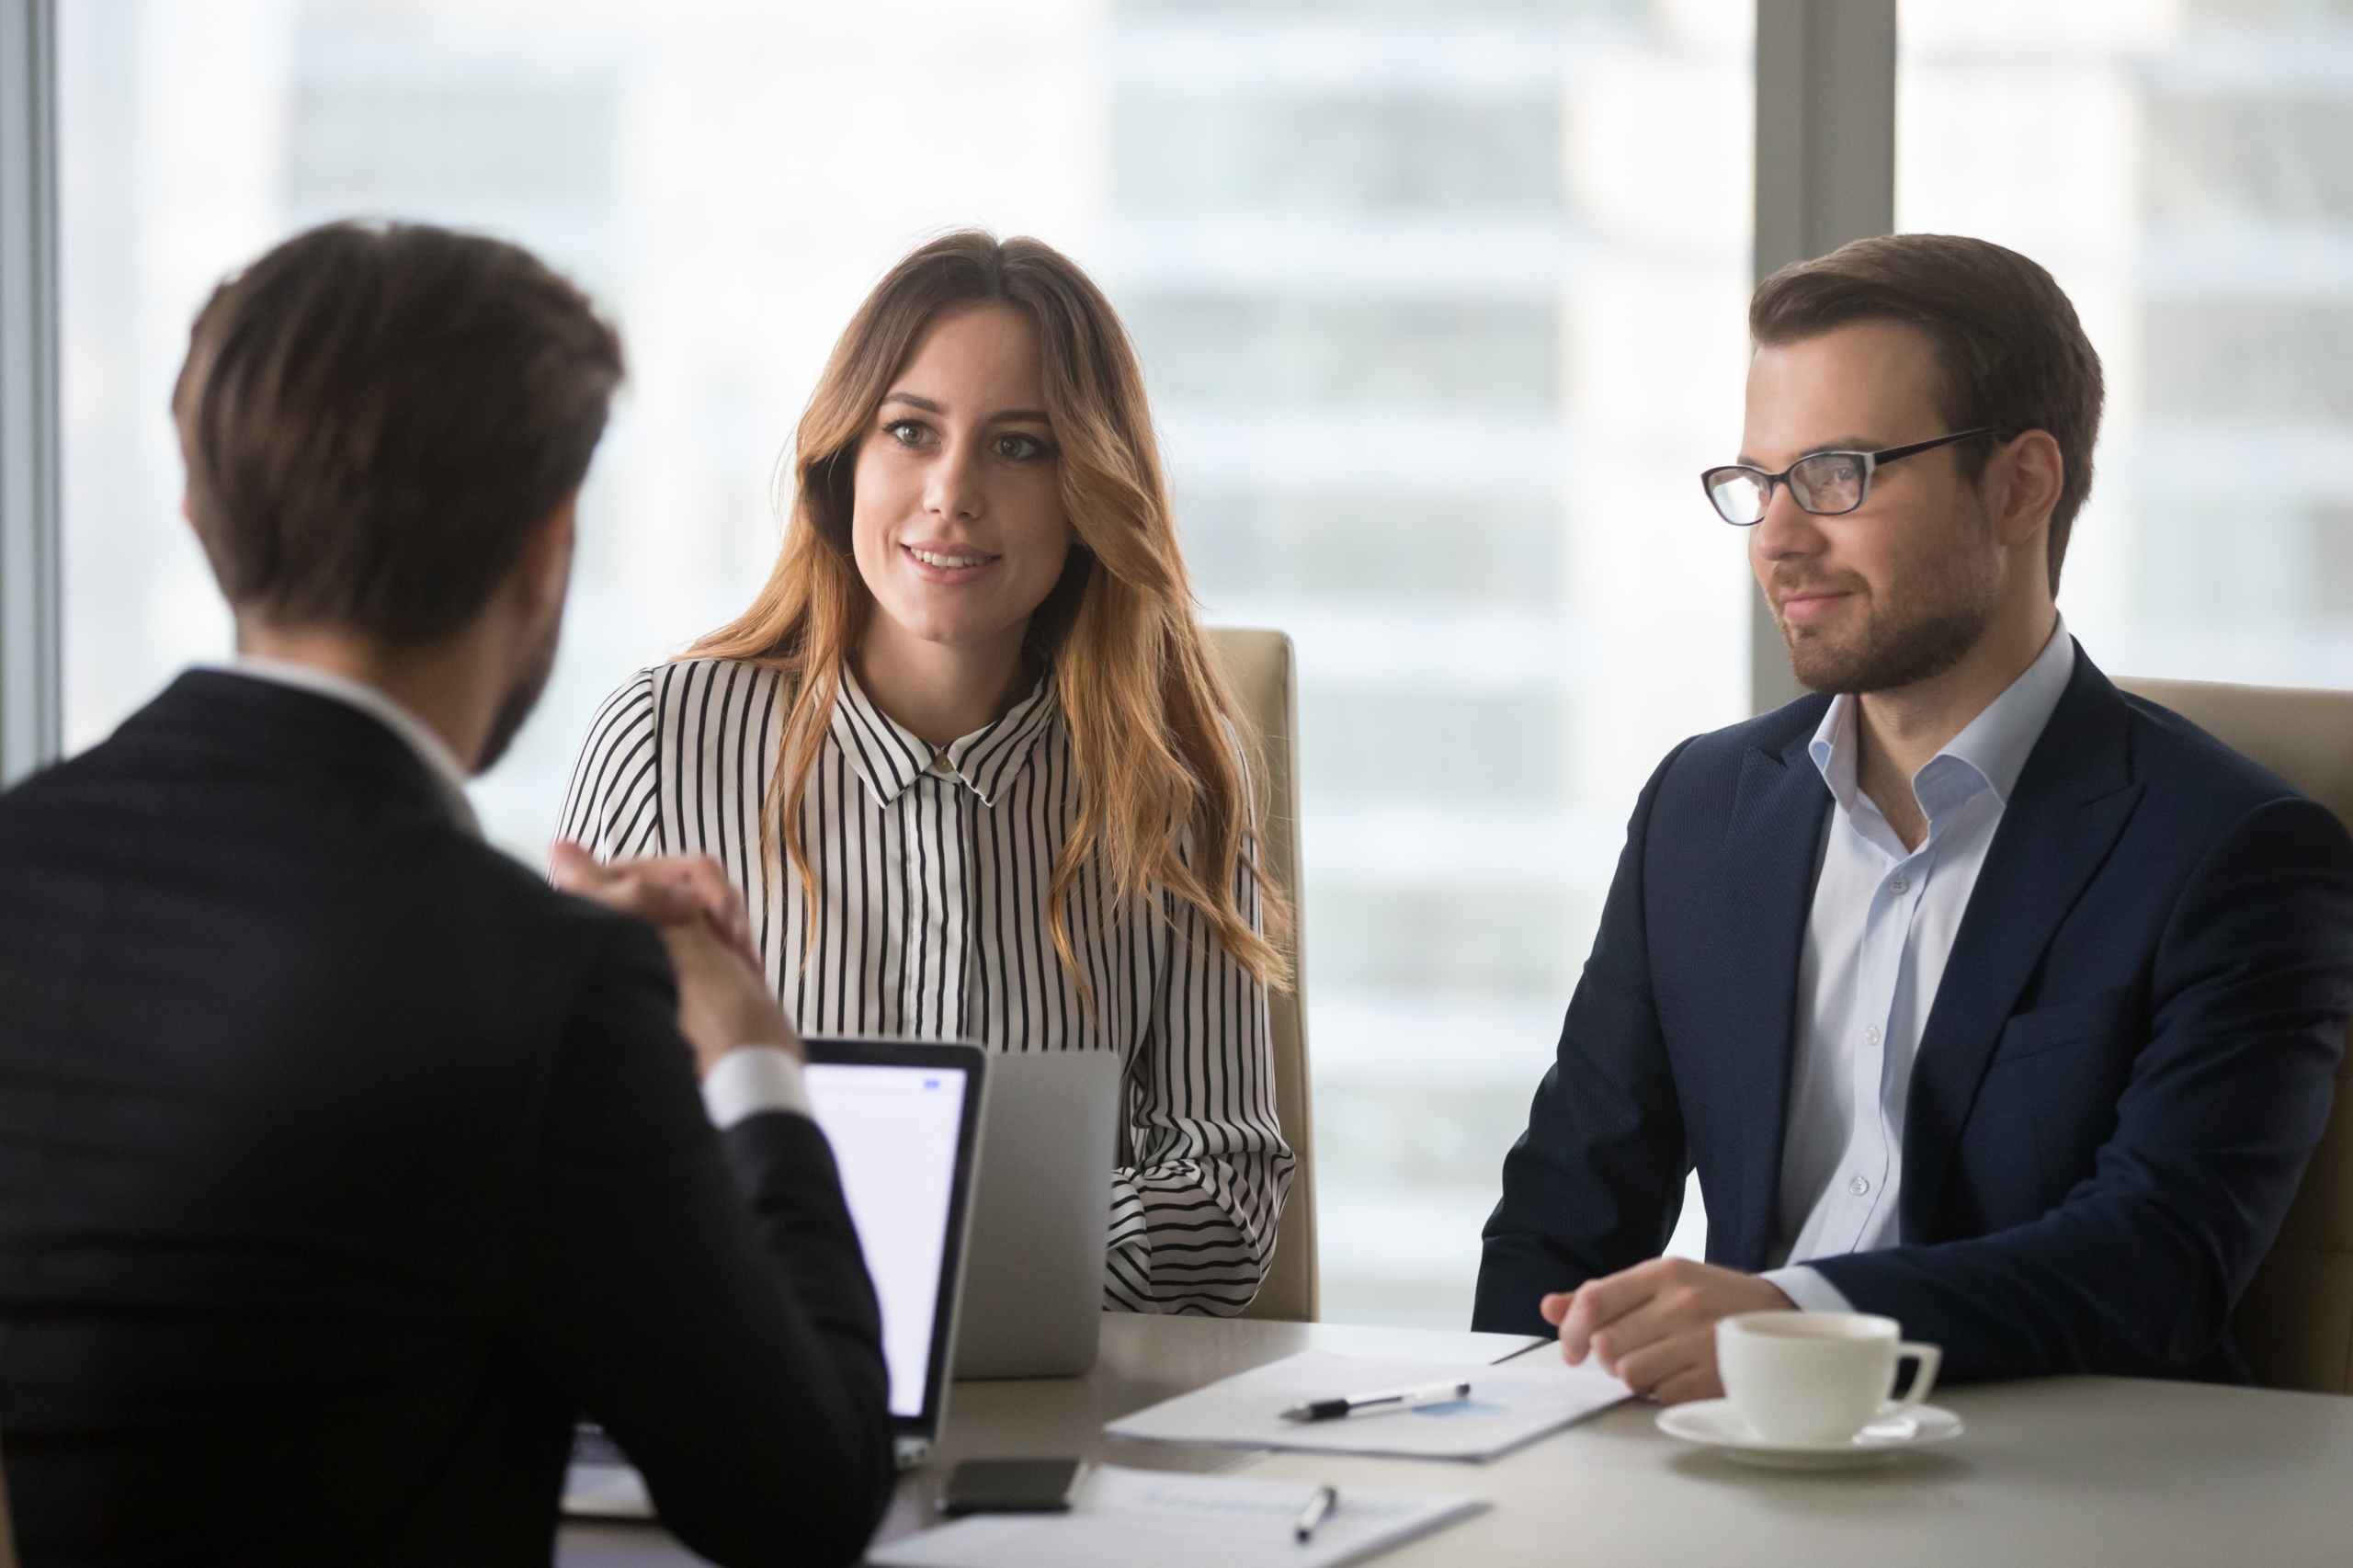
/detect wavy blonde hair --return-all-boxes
[688,231,1290,992]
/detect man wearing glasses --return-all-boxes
[1474,233,2353,1397]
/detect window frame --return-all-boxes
[0,0,61,785]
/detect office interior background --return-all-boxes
[43,0,2353,1328]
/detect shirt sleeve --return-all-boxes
[701,1044,813,1126]
[1762,1265,1857,1313]
[556,670,665,862]
[1104,801,1297,1316]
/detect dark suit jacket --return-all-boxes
[1474,646,2353,1383]
[0,672,893,1565]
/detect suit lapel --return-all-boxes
[1898,656,2145,1240]
[1717,725,1833,1269]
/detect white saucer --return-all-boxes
[1656,1400,1964,1470]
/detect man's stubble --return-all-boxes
[476,611,562,774]
[1775,517,2005,698]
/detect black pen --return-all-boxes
[1293,1484,1336,1543]
[1280,1378,1472,1423]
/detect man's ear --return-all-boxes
[1995,430,2064,550]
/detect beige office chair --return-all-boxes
[1207,629,1320,1323]
[2117,676,2353,1393]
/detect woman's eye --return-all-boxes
[993,434,1045,460]
[885,420,929,447]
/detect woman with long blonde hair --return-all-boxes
[558,232,1293,1313]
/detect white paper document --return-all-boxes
[867,1465,1484,1568]
[1103,1349,1630,1461]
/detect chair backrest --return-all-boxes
[2116,675,2353,1392]
[1207,628,1319,1323]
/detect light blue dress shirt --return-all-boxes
[1760,619,2076,1312]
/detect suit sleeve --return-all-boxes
[506,916,892,1568]
[1472,741,1697,1335]
[1813,795,2353,1381]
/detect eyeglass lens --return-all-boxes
[1708,470,1768,524]
[1708,452,1870,524]
[1789,452,1866,515]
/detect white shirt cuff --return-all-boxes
[1761,1265,1856,1314]
[699,1045,811,1129]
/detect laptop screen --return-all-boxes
[801,1040,986,1429]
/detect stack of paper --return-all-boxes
[1104,1349,1630,1461]
[868,1466,1483,1568]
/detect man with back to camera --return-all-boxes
[1473,233,2353,1396]
[0,222,892,1563]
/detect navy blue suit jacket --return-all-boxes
[1473,646,2353,1382]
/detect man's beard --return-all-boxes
[475,616,560,774]
[1773,545,2002,697]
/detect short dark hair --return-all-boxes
[1749,233,2104,594]
[173,221,623,646]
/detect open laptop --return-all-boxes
[950,1049,1121,1381]
[564,1037,987,1515]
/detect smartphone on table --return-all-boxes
[938,1458,1087,1516]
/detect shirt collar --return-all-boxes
[1936,616,2076,805]
[1808,615,2075,837]
[217,656,483,838]
[829,662,1059,811]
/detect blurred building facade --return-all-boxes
[1096,0,1752,1321]
[1901,0,2353,693]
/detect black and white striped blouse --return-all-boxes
[556,658,1294,1315]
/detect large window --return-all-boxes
[1103,2,1754,1322]
[1899,0,2353,691]
[58,0,1756,1327]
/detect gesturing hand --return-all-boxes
[549,843,762,972]
[550,842,799,1077]
[1543,1257,1794,1405]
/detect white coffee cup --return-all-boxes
[1715,1311,1940,1445]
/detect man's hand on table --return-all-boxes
[1544,1258,1795,1404]
[551,842,801,1078]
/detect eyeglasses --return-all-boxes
[1699,427,2014,527]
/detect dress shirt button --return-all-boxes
[930,754,953,776]
[1864,1024,1882,1047]
[1890,875,1909,894]
[1848,1175,1870,1197]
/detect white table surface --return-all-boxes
[558,1315,2353,1568]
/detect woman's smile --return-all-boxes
[900,540,1000,581]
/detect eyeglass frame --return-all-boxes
[1699,426,2018,527]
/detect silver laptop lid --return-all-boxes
[952,1050,1120,1381]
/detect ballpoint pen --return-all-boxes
[1293,1485,1336,1543]
[1279,1378,1473,1423]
